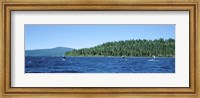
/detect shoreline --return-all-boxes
[26,56,175,58]
[66,56,175,58]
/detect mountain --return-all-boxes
[26,47,73,56]
[65,38,175,57]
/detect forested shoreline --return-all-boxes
[65,38,175,57]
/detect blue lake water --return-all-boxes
[25,56,175,73]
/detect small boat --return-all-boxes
[122,56,125,59]
[153,55,155,59]
[63,55,66,61]
[148,55,159,62]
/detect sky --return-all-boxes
[25,24,175,50]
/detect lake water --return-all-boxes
[25,56,175,73]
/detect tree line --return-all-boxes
[65,38,175,57]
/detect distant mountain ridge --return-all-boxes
[26,47,73,56]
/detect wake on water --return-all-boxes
[148,59,159,62]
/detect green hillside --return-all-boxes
[65,38,175,57]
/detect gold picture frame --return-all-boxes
[0,0,199,97]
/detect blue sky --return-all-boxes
[25,24,175,50]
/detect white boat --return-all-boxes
[63,55,66,61]
[148,55,159,61]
